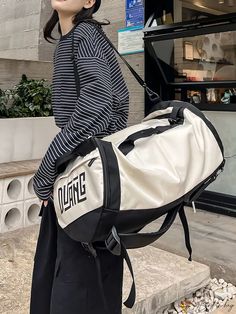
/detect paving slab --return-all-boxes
[144,207,236,285]
[0,224,210,314]
[122,246,210,313]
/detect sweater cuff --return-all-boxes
[33,176,54,201]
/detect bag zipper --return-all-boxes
[88,157,97,167]
[190,159,225,203]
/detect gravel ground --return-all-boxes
[0,225,39,314]
[163,279,236,314]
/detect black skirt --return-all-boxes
[30,198,124,314]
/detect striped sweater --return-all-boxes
[33,21,129,200]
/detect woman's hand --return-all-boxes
[42,200,49,207]
[41,192,53,207]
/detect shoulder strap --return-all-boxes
[70,20,161,104]
[71,29,81,99]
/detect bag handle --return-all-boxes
[118,124,179,155]
[71,20,161,104]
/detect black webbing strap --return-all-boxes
[70,20,161,105]
[119,205,180,249]
[169,106,184,124]
[71,29,80,99]
[118,125,177,155]
[81,242,110,314]
[81,209,193,312]
[102,206,180,308]
[94,256,110,314]
[179,205,192,261]
[82,240,136,311]
[92,23,161,105]
[116,204,186,308]
[93,204,188,310]
[55,137,97,174]
[73,137,97,156]
[120,242,136,308]
[55,150,78,174]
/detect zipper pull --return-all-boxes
[88,157,97,167]
[192,201,197,214]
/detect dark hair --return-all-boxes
[44,6,110,43]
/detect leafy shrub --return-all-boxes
[0,74,53,118]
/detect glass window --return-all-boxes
[151,30,236,83]
[145,8,236,108]
[144,1,236,204]
[176,0,236,22]
[150,0,236,26]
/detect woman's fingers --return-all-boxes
[40,192,53,207]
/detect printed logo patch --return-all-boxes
[58,172,87,213]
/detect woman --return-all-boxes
[30,0,129,313]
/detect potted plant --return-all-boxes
[0,74,59,163]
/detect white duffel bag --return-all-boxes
[53,100,225,248]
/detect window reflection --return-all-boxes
[176,31,236,82]
[175,87,236,105]
[151,30,236,83]
[176,0,235,22]
[150,0,236,26]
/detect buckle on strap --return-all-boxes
[105,226,121,256]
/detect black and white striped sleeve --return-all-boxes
[33,32,113,200]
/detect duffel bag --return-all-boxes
[54,100,225,244]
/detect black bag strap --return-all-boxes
[82,239,136,310]
[101,204,180,309]
[81,243,110,314]
[104,203,192,308]
[179,205,192,261]
[119,204,179,249]
[55,137,97,174]
[117,204,192,260]
[71,29,81,99]
[118,124,181,155]
[70,20,161,105]
[120,241,136,308]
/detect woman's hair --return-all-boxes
[44,6,110,43]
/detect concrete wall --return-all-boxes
[0,58,52,90]
[38,0,57,62]
[0,0,55,62]
[0,0,41,60]
[0,117,59,163]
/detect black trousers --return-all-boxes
[30,198,124,314]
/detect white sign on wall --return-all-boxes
[118,25,144,55]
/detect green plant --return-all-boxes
[0,74,53,118]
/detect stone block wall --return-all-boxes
[0,174,41,233]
